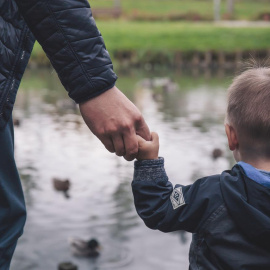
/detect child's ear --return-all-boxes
[225,124,239,151]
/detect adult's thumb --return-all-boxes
[136,117,151,141]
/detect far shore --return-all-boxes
[30,21,270,68]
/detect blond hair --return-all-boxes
[227,67,270,149]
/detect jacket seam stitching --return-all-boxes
[0,24,28,118]
[46,0,95,89]
[0,16,23,31]
[197,203,225,235]
[0,39,16,54]
[85,62,113,73]
[192,235,203,270]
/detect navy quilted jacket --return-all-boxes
[0,0,117,129]
[132,158,270,269]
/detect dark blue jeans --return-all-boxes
[0,118,26,269]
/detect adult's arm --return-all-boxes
[15,0,150,160]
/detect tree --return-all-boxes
[114,0,121,8]
[213,0,221,21]
[227,0,234,17]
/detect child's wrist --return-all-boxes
[136,155,159,161]
[134,157,164,168]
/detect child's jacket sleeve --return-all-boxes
[132,158,223,233]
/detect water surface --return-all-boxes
[11,68,233,270]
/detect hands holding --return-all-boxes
[136,132,159,160]
[79,86,151,161]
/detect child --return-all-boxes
[132,67,270,269]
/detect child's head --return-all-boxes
[225,67,270,162]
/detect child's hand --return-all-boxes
[136,132,159,160]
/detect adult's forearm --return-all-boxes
[15,0,117,103]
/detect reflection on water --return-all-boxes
[11,68,234,270]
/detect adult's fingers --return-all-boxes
[136,116,151,141]
[123,131,139,161]
[112,134,126,156]
[99,136,115,153]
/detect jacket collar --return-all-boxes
[238,161,270,188]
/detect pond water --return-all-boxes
[10,68,235,270]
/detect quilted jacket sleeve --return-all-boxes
[14,0,118,103]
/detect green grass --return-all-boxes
[31,21,270,61]
[90,21,270,52]
[90,0,270,20]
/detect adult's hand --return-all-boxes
[79,86,151,161]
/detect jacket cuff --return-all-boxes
[133,157,168,183]
[65,65,118,104]
[75,82,116,104]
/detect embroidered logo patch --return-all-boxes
[170,187,185,210]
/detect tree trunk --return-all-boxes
[114,0,121,8]
[227,0,234,17]
[213,0,221,21]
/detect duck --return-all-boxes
[69,238,101,257]
[13,118,21,127]
[53,178,70,191]
[152,92,163,102]
[52,178,71,198]
[212,148,223,160]
[58,262,78,270]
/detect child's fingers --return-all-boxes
[151,132,159,143]
[136,134,146,145]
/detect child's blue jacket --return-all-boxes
[132,158,270,269]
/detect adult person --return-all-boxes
[0,0,150,268]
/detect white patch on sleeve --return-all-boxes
[170,187,185,210]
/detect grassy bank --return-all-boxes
[97,21,270,52]
[31,21,270,63]
[90,0,270,20]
